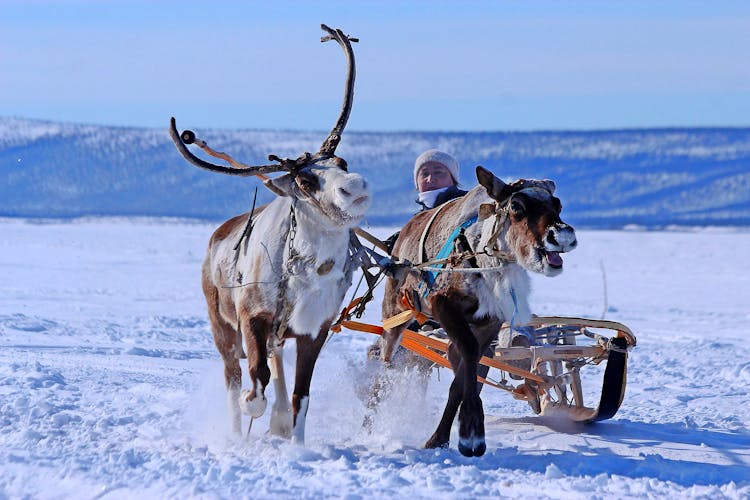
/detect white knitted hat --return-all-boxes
[413,149,460,189]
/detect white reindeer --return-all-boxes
[169,25,370,443]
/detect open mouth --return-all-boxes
[543,249,563,269]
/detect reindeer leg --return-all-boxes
[424,355,463,449]
[432,294,486,457]
[268,348,293,438]
[290,326,328,445]
[424,342,480,449]
[237,311,272,421]
[476,341,496,394]
[204,281,243,435]
[223,355,242,435]
[457,361,485,457]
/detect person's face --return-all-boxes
[416,162,454,193]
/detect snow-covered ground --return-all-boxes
[1,218,748,498]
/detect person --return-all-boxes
[383,149,467,254]
[413,149,467,210]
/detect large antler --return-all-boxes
[169,117,290,178]
[170,24,358,177]
[318,24,358,158]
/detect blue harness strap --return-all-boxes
[421,215,478,296]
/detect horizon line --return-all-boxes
[4,114,750,135]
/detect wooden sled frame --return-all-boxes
[334,313,637,423]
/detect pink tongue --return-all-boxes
[546,251,563,267]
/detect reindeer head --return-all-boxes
[169,25,370,228]
[265,156,370,228]
[476,166,577,277]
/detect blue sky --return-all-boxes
[1,0,749,131]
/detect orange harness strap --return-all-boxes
[330,297,366,333]
[336,320,384,335]
[400,337,450,368]
[331,292,428,333]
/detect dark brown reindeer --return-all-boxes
[380,166,577,456]
[169,25,370,443]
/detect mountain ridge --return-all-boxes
[2,117,749,227]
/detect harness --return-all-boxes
[420,214,478,292]
[415,197,517,298]
[271,201,300,350]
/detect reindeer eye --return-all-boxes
[297,172,319,192]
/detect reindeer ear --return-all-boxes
[264,173,294,197]
[476,166,513,202]
[539,179,556,194]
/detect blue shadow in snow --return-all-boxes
[483,417,750,486]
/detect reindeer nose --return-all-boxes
[340,175,368,196]
[546,225,577,251]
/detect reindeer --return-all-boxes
[169,25,370,443]
[380,166,577,456]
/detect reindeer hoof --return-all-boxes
[291,433,305,446]
[239,389,267,418]
[458,436,486,457]
[424,434,450,450]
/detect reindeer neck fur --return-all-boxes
[208,194,353,339]
[281,198,354,337]
[465,214,531,326]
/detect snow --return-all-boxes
[1,218,748,498]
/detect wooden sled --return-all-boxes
[336,314,636,423]
[404,316,636,423]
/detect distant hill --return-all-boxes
[1,117,749,227]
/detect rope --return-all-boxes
[231,187,259,285]
[509,287,519,335]
[416,264,508,274]
[421,215,478,290]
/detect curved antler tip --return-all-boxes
[181,130,196,145]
